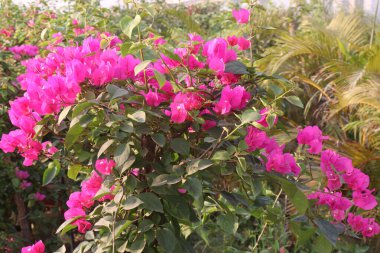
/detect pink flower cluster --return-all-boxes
[347,213,380,238]
[95,158,116,175]
[15,168,33,189]
[297,126,328,154]
[21,240,45,253]
[308,191,352,221]
[9,44,39,58]
[232,8,250,24]
[65,169,114,234]
[294,126,378,237]
[245,112,300,176]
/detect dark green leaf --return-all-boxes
[157,228,178,253]
[138,192,163,213]
[114,143,130,168]
[72,101,97,118]
[187,159,213,175]
[216,213,238,235]
[225,61,249,75]
[152,133,166,147]
[314,218,343,246]
[170,138,190,155]
[266,173,308,214]
[107,84,129,100]
[122,196,143,210]
[65,123,84,149]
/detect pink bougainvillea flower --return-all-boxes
[72,19,79,25]
[75,219,92,234]
[178,188,187,194]
[352,189,377,210]
[66,191,94,209]
[170,102,188,123]
[209,57,225,73]
[297,126,328,154]
[227,35,238,46]
[245,126,268,152]
[81,171,103,198]
[15,168,29,180]
[256,108,278,128]
[20,180,32,189]
[265,150,301,176]
[320,149,354,174]
[232,8,250,24]
[95,158,116,175]
[34,192,46,201]
[347,213,380,238]
[21,240,45,253]
[342,168,369,191]
[42,141,58,156]
[214,85,251,115]
[237,37,251,50]
[308,191,352,221]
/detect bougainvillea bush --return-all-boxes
[1,1,379,253]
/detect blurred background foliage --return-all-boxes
[0,0,379,252]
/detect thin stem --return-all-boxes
[252,188,283,251]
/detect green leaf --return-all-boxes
[56,216,81,234]
[58,106,72,125]
[157,228,178,253]
[152,133,166,147]
[241,110,260,124]
[122,196,143,210]
[72,101,97,118]
[115,220,133,237]
[128,235,146,253]
[285,96,304,108]
[216,213,239,235]
[314,218,343,246]
[134,60,152,76]
[120,14,141,38]
[154,70,166,87]
[266,173,308,214]
[107,84,129,100]
[151,174,181,187]
[53,245,66,253]
[187,159,213,175]
[128,110,146,123]
[43,160,60,186]
[138,192,163,213]
[170,138,190,155]
[225,61,249,75]
[184,178,202,200]
[212,150,230,161]
[314,235,333,253]
[97,139,114,158]
[65,123,84,149]
[266,114,277,128]
[114,143,130,168]
[67,164,82,181]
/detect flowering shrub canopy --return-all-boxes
[0,3,379,253]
